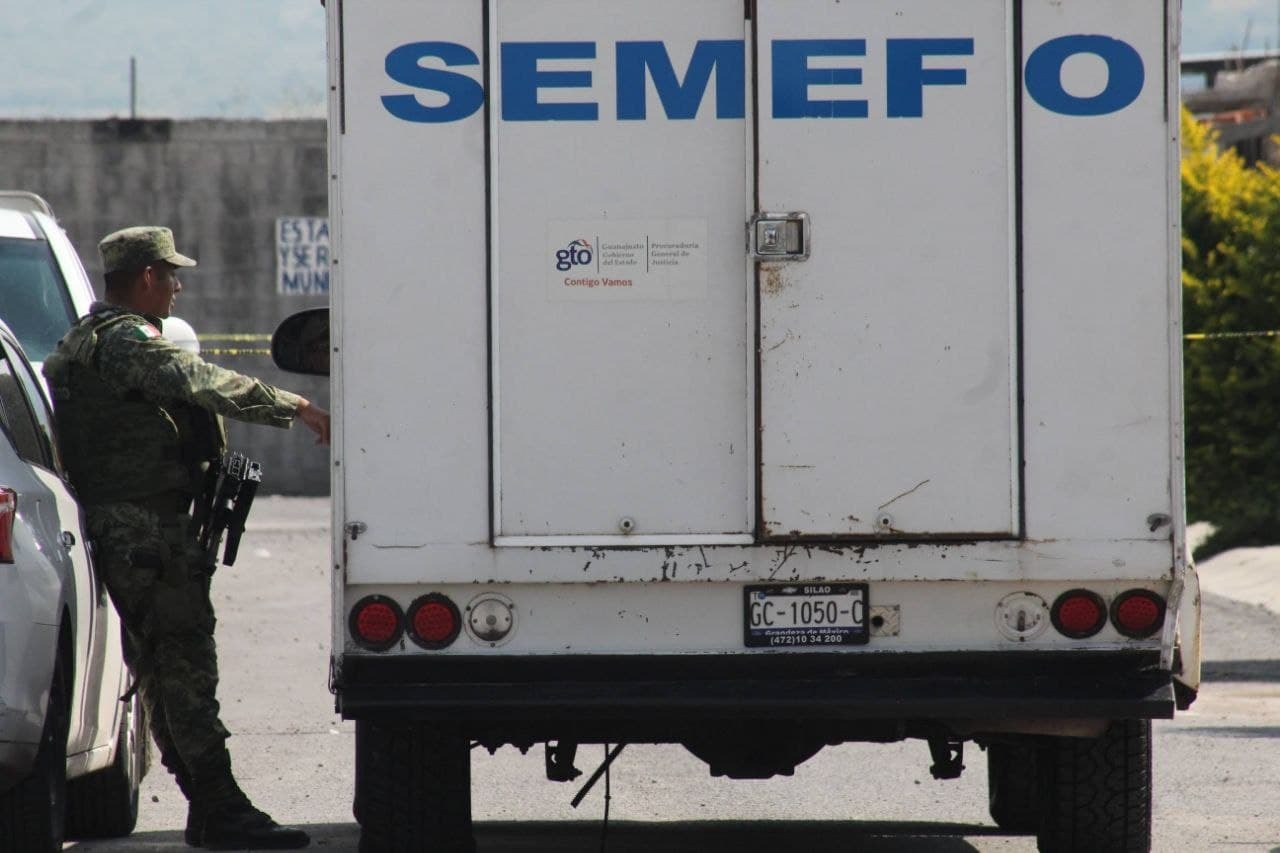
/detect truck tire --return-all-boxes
[353,719,369,826]
[0,651,69,853]
[1036,719,1152,853]
[65,691,146,838]
[357,721,473,853]
[987,741,1038,832]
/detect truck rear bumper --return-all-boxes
[335,650,1174,733]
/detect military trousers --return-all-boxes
[85,499,233,798]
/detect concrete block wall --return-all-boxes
[0,119,330,495]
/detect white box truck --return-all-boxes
[272,1,1200,850]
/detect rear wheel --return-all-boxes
[357,721,473,853]
[1036,719,1152,853]
[353,719,370,826]
[66,690,147,838]
[0,649,69,853]
[987,740,1039,832]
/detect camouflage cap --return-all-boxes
[99,226,197,275]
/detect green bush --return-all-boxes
[1182,109,1280,559]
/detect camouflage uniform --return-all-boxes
[43,302,300,808]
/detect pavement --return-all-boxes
[1189,521,1280,616]
[243,494,331,533]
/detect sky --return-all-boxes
[0,0,327,118]
[0,0,1267,118]
[1185,0,1280,54]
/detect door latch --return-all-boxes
[750,212,810,261]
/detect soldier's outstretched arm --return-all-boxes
[95,318,312,429]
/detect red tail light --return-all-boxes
[1111,589,1166,638]
[0,488,15,563]
[349,595,403,651]
[1051,589,1107,639]
[407,594,461,650]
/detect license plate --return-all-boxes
[744,583,869,647]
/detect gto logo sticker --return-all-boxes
[555,238,593,272]
[547,219,709,302]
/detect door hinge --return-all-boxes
[344,521,367,540]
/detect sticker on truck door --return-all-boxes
[547,219,708,301]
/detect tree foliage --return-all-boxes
[1182,108,1280,558]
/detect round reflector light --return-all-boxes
[1051,589,1107,639]
[349,596,403,651]
[1111,589,1166,638]
[408,594,462,650]
[467,595,516,644]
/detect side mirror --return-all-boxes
[271,308,330,376]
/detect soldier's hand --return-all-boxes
[296,398,331,446]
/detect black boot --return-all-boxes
[198,802,310,850]
[185,800,206,847]
[191,770,309,850]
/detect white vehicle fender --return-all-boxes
[1171,564,1202,705]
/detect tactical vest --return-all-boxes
[43,310,225,506]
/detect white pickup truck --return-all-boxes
[274,2,1199,850]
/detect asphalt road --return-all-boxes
[66,498,1280,852]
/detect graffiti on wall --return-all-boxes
[277,217,330,295]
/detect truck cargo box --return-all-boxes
[271,2,1200,849]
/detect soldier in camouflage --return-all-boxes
[43,226,329,850]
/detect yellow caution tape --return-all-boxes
[1184,331,1280,341]
[200,347,273,356]
[196,333,272,342]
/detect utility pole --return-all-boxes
[129,56,137,119]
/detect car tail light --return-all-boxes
[407,594,462,650]
[0,488,15,563]
[1051,589,1107,639]
[348,596,403,651]
[1111,589,1166,638]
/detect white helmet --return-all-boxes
[162,316,200,354]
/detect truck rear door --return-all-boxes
[754,0,1018,539]
[491,0,753,543]
[491,0,1018,545]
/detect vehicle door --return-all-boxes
[482,0,1018,545]
[484,0,753,545]
[0,332,115,756]
[753,0,1019,539]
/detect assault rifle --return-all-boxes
[193,452,262,569]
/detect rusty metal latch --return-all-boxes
[750,212,810,261]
